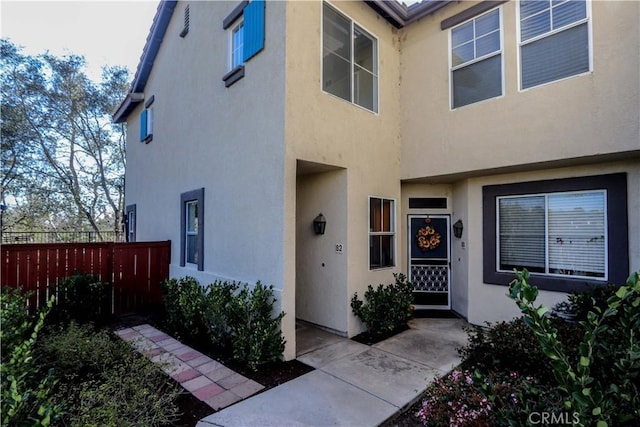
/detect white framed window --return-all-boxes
[450,7,502,109]
[322,2,378,113]
[185,200,198,265]
[497,190,606,280]
[230,19,244,70]
[369,197,395,269]
[518,0,591,89]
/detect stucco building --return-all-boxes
[114,0,640,360]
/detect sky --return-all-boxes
[1,0,160,80]
[0,0,426,81]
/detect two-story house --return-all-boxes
[114,0,640,360]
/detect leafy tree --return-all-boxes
[0,39,129,237]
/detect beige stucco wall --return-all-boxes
[400,0,640,180]
[124,0,289,341]
[462,160,640,325]
[296,168,348,334]
[283,0,403,340]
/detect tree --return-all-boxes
[0,39,129,238]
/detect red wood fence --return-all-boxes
[1,241,170,314]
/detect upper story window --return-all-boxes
[222,0,265,87]
[139,104,153,143]
[230,19,245,69]
[519,0,590,89]
[369,197,395,269]
[322,2,378,113]
[450,8,502,109]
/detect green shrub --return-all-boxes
[459,317,582,384]
[351,273,414,338]
[1,287,34,356]
[1,296,61,427]
[161,277,286,369]
[227,282,286,370]
[161,276,209,340]
[37,323,180,426]
[51,272,111,325]
[203,280,238,348]
[508,269,640,427]
[568,283,619,321]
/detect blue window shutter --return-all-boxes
[243,0,265,61]
[140,109,148,142]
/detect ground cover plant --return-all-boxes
[382,270,640,427]
[1,275,181,427]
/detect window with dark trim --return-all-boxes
[140,96,154,143]
[125,204,136,242]
[180,188,204,271]
[483,173,628,292]
[222,0,265,88]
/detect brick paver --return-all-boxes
[115,324,264,412]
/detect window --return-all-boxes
[450,8,502,108]
[180,188,204,271]
[519,0,590,89]
[222,0,265,87]
[483,174,629,292]
[498,191,606,279]
[230,19,244,69]
[125,204,136,242]
[369,197,395,269]
[140,96,154,143]
[322,2,378,113]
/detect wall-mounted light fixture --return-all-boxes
[453,219,463,239]
[313,213,326,235]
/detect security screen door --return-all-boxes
[408,215,451,309]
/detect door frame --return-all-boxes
[407,214,451,310]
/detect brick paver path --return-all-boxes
[115,324,264,410]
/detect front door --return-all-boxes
[408,215,451,309]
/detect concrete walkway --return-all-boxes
[115,324,264,411]
[197,317,468,427]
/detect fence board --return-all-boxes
[1,241,170,314]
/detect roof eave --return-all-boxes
[113,92,144,123]
[366,0,453,28]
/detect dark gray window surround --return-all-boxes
[483,173,629,293]
[222,0,250,88]
[180,188,205,271]
[125,204,136,242]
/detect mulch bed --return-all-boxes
[113,311,314,427]
[351,324,409,345]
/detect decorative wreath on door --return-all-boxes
[416,218,441,251]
